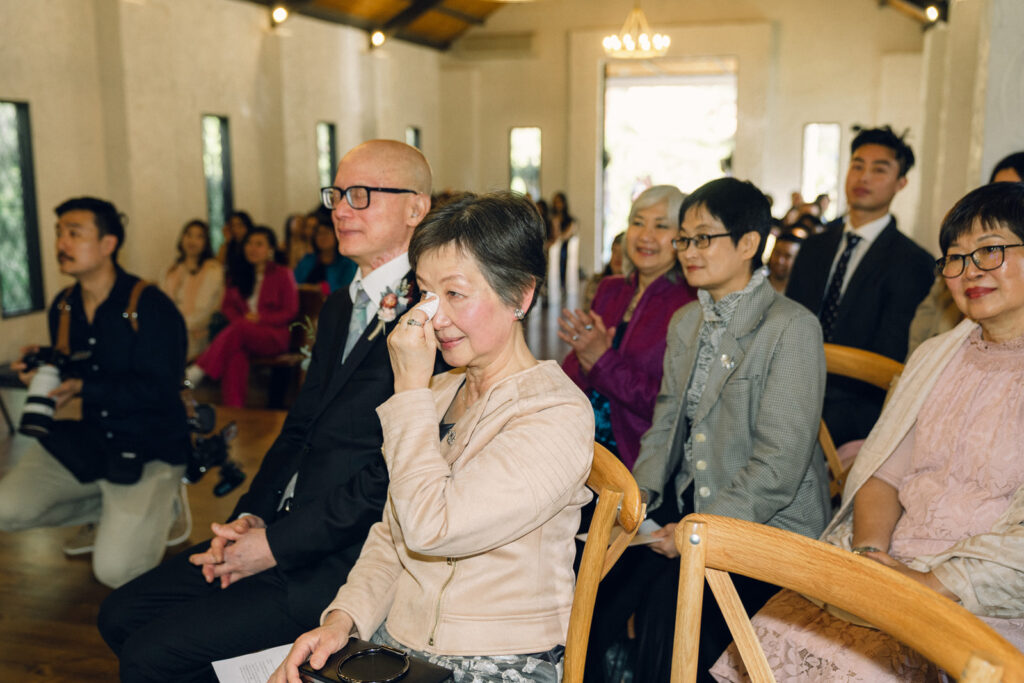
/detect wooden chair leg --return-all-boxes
[673,520,707,683]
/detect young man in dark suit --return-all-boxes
[786,126,934,446]
[98,140,434,682]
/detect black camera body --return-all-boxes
[183,399,245,497]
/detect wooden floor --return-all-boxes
[0,284,578,681]
[0,390,285,682]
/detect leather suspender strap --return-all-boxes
[55,287,74,355]
[124,280,150,333]
[56,279,151,351]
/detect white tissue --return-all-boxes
[414,291,439,320]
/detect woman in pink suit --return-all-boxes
[187,226,298,407]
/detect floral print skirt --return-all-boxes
[371,624,564,683]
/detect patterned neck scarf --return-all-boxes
[685,268,767,422]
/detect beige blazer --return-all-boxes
[325,361,594,655]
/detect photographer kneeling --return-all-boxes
[0,197,191,588]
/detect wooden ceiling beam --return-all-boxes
[435,5,486,26]
[383,0,444,32]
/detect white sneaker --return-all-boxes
[184,365,205,389]
[166,484,192,547]
[62,523,96,556]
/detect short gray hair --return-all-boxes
[622,185,686,276]
[627,185,686,228]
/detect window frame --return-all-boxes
[200,114,233,252]
[0,99,44,318]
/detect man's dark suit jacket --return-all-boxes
[230,273,418,622]
[786,218,934,444]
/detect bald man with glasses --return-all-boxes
[99,140,441,682]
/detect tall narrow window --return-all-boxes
[405,126,421,150]
[316,122,337,189]
[801,123,841,221]
[509,127,541,199]
[201,115,232,251]
[0,100,43,317]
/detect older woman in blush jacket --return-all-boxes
[560,185,695,469]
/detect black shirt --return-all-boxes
[46,267,190,465]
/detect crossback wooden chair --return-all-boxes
[821,343,904,498]
[672,514,1024,683]
[562,443,646,683]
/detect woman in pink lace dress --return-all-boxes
[712,182,1024,681]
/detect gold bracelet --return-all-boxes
[851,546,882,555]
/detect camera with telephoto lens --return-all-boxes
[18,346,87,438]
[183,398,245,497]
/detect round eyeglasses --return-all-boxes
[321,185,417,211]
[935,244,1024,278]
[672,232,732,251]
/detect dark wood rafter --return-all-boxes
[382,0,444,32]
[238,0,500,51]
[435,5,485,26]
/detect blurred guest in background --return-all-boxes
[582,231,625,311]
[187,226,298,407]
[283,213,312,269]
[217,210,253,287]
[294,208,356,294]
[161,219,224,360]
[766,232,803,293]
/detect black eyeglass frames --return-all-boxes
[935,244,1024,278]
[321,185,417,211]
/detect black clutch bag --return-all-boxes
[299,639,454,683]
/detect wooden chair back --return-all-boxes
[820,343,904,497]
[671,514,1024,683]
[562,443,646,683]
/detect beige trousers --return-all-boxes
[0,435,184,588]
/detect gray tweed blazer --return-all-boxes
[632,277,831,539]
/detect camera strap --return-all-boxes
[55,287,74,356]
[55,280,150,355]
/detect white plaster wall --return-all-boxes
[0,0,107,361]
[913,0,1024,257]
[877,53,925,245]
[0,0,442,362]
[440,0,926,271]
[978,0,1024,182]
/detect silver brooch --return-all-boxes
[720,354,735,370]
[446,429,456,445]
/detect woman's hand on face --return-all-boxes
[648,522,679,558]
[387,307,437,394]
[268,611,354,683]
[558,309,613,372]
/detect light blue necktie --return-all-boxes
[342,283,371,362]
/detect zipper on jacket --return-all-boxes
[428,557,457,646]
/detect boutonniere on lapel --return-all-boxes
[367,278,412,341]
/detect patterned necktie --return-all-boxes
[819,232,862,342]
[342,283,371,362]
